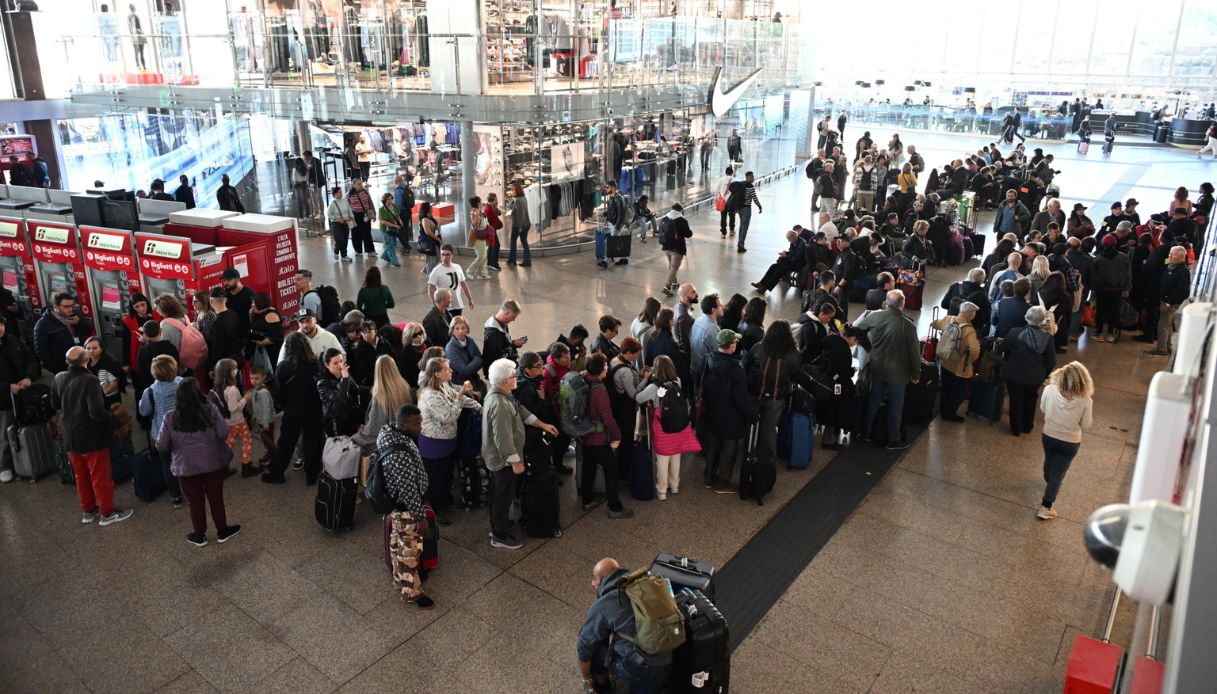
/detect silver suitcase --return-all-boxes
[8,423,56,481]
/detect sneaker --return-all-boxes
[703,481,714,489]
[291,458,304,471]
[217,525,242,543]
[885,440,910,451]
[186,532,207,547]
[170,496,184,509]
[662,286,674,297]
[260,472,287,484]
[714,486,738,495]
[736,247,747,253]
[614,259,629,265]
[0,469,12,483]
[241,465,261,478]
[81,509,100,524]
[607,507,634,519]
[98,508,134,526]
[1036,506,1058,520]
[488,265,501,272]
[490,534,524,550]
[341,256,353,263]
[670,488,679,495]
[657,493,667,501]
[408,595,436,609]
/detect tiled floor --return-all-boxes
[1,129,1203,692]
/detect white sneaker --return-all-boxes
[0,469,13,483]
[81,509,100,524]
[1036,506,1057,520]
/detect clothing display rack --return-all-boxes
[485,0,533,84]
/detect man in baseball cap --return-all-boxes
[1124,198,1141,226]
[699,328,759,496]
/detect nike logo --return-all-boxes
[708,67,763,117]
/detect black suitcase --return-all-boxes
[669,589,730,694]
[133,447,166,502]
[651,554,715,601]
[902,361,940,425]
[967,379,1005,424]
[606,234,632,259]
[315,471,358,531]
[738,424,775,506]
[630,415,655,501]
[520,468,562,538]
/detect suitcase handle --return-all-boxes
[1100,589,1122,644]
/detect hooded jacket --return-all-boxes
[1092,247,1131,292]
[659,210,693,255]
[700,350,759,439]
[998,325,1056,386]
[576,566,674,667]
[156,403,230,478]
[482,315,516,376]
[317,367,362,437]
[376,423,428,518]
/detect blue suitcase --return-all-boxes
[968,379,1005,424]
[133,447,167,502]
[787,411,814,470]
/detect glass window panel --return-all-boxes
[1088,0,1139,75]
[1052,0,1097,76]
[1128,0,1183,77]
[975,4,1016,75]
[1012,0,1057,74]
[1172,0,1217,78]
[942,0,984,72]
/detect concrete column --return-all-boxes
[2,10,62,187]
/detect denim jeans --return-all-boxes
[379,230,400,265]
[508,224,532,264]
[737,207,752,250]
[1041,435,1080,508]
[595,226,615,262]
[864,379,907,443]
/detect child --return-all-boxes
[248,365,279,466]
[211,358,255,476]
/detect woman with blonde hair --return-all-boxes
[211,357,254,475]
[1028,254,1051,306]
[355,355,414,448]
[417,357,481,519]
[1036,361,1094,519]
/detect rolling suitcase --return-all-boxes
[652,554,716,600]
[421,502,439,570]
[629,422,655,501]
[315,471,358,532]
[520,462,562,538]
[738,424,775,506]
[776,411,792,461]
[109,438,135,483]
[901,281,924,310]
[605,234,632,259]
[8,421,55,482]
[786,410,814,470]
[903,361,940,425]
[132,447,167,502]
[1077,141,1089,155]
[669,589,730,694]
[967,379,1005,424]
[970,232,986,257]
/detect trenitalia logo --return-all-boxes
[708,67,763,117]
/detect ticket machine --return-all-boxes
[27,220,92,324]
[80,226,144,360]
[134,232,226,320]
[217,214,302,316]
[0,215,43,330]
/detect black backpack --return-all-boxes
[401,187,416,214]
[309,286,341,326]
[12,383,53,426]
[859,167,873,191]
[657,381,690,433]
[657,216,674,246]
[364,443,407,514]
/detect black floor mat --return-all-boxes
[714,422,928,650]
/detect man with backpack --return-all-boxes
[657,204,693,297]
[852,154,877,212]
[566,354,633,519]
[941,267,991,335]
[577,557,676,693]
[700,330,759,494]
[930,302,981,422]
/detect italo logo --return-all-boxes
[708,67,763,117]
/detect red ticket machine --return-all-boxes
[217,214,302,316]
[135,232,226,320]
[0,215,44,330]
[28,220,93,325]
[162,208,241,246]
[80,226,144,361]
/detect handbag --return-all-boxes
[714,194,726,213]
[322,435,361,479]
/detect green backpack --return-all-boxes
[614,569,687,656]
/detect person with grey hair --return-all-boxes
[853,289,921,449]
[422,289,454,350]
[997,305,1057,436]
[482,358,558,549]
[1149,245,1191,356]
[931,301,981,422]
[989,252,1025,304]
[941,267,991,334]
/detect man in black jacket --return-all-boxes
[941,268,992,334]
[699,330,759,493]
[1134,236,1174,344]
[482,300,526,375]
[423,289,454,350]
[33,293,94,374]
[815,162,837,214]
[206,288,244,375]
[752,230,806,293]
[173,174,195,209]
[216,174,245,213]
[1149,246,1191,356]
[0,318,39,483]
[52,346,130,525]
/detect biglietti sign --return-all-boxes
[708,67,763,117]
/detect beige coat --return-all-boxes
[931,315,981,379]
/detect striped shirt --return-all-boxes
[137,377,184,440]
[742,183,758,209]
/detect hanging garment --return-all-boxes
[416,14,430,67]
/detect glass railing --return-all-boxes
[59,15,807,103]
[811,101,1078,142]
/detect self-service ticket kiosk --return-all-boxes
[28,220,92,324]
[135,232,226,320]
[162,208,240,246]
[217,214,302,316]
[0,216,43,331]
[80,226,143,361]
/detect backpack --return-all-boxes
[657,381,690,433]
[165,317,208,370]
[936,321,964,364]
[309,286,341,326]
[401,187,415,215]
[859,166,873,191]
[208,389,231,419]
[657,216,674,247]
[613,569,687,656]
[558,371,602,437]
[12,383,53,426]
[617,195,636,227]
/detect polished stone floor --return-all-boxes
[1,129,1207,692]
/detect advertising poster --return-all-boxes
[473,124,504,205]
[549,142,586,183]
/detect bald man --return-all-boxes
[53,346,131,526]
[577,557,672,693]
[673,283,698,358]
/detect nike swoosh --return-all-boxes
[708,67,763,117]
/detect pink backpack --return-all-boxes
[164,317,209,370]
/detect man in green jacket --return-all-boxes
[854,290,922,450]
[483,358,558,550]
